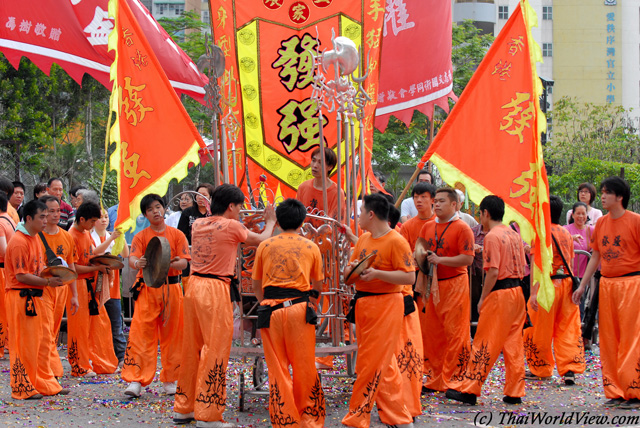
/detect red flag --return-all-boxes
[108,0,207,233]
[0,0,207,102]
[374,0,456,131]
[419,0,554,310]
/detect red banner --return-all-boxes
[0,0,207,102]
[374,0,456,131]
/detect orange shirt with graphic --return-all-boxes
[551,224,574,274]
[419,218,474,279]
[350,230,414,294]
[591,210,640,277]
[0,213,16,264]
[252,232,324,292]
[400,214,434,252]
[190,216,248,276]
[482,224,526,280]
[69,226,97,280]
[39,228,77,284]
[5,231,46,290]
[296,179,347,222]
[131,226,190,279]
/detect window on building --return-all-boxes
[543,6,553,20]
[543,43,553,57]
[498,6,509,20]
[175,5,184,15]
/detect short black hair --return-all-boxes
[0,192,8,213]
[479,195,505,221]
[0,177,14,198]
[311,146,337,174]
[388,205,401,229]
[23,199,47,221]
[600,176,630,209]
[210,184,245,215]
[416,170,433,183]
[33,183,47,199]
[549,195,563,225]
[12,181,25,191]
[436,187,458,203]
[577,182,596,205]
[39,195,60,206]
[412,182,436,198]
[363,193,390,221]
[568,201,588,224]
[75,202,101,222]
[47,177,62,187]
[196,183,216,198]
[276,198,306,230]
[140,194,166,214]
[70,185,86,198]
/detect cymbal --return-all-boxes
[344,252,377,285]
[414,237,431,275]
[41,266,78,285]
[143,236,171,288]
[90,254,124,270]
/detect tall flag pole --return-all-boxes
[418,0,554,310]
[107,0,207,242]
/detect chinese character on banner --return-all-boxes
[34,23,47,37]
[510,163,537,217]
[121,142,151,188]
[84,6,113,46]
[49,28,62,41]
[19,20,32,34]
[271,34,316,92]
[276,98,328,154]
[507,36,524,56]
[383,0,415,37]
[6,17,16,31]
[131,50,148,70]
[120,77,154,126]
[492,60,512,81]
[500,92,534,144]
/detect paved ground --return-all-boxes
[1,345,639,427]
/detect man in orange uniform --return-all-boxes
[417,188,474,393]
[446,195,527,405]
[573,177,640,409]
[67,202,118,377]
[0,192,16,357]
[400,182,435,250]
[4,200,67,399]
[252,198,325,427]
[38,195,80,378]
[174,184,276,427]
[124,194,190,398]
[525,196,585,384]
[342,194,415,428]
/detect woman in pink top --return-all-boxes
[565,183,603,226]
[564,202,594,278]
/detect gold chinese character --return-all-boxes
[265,0,283,6]
[122,28,134,47]
[121,141,151,188]
[365,29,381,49]
[217,7,227,30]
[276,98,327,153]
[120,77,154,126]
[131,49,148,71]
[492,60,512,81]
[366,83,376,104]
[272,33,317,91]
[368,0,385,21]
[291,4,307,22]
[510,163,538,218]
[500,92,534,143]
[508,36,524,56]
[217,35,231,57]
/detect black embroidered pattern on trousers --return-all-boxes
[397,339,423,381]
[348,370,381,418]
[269,380,297,426]
[302,375,326,421]
[450,345,470,382]
[465,342,492,383]
[122,343,140,370]
[523,336,551,369]
[196,359,226,408]
[68,338,88,377]
[11,356,36,396]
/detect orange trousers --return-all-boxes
[5,289,62,399]
[598,276,640,400]
[66,278,117,376]
[422,274,471,391]
[342,293,412,428]
[261,301,325,428]
[0,268,7,355]
[122,283,183,386]
[524,277,585,378]
[174,276,234,422]
[39,285,69,378]
[461,287,525,398]
[181,275,190,295]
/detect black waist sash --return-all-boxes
[603,271,640,279]
[130,275,182,301]
[86,277,100,316]
[257,287,313,329]
[19,288,43,316]
[191,272,240,302]
[403,294,416,317]
[550,274,570,280]
[491,277,521,293]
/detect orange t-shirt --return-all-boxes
[5,231,46,290]
[296,179,346,221]
[39,228,77,284]
[190,216,248,276]
[7,204,20,225]
[551,224,574,274]
[131,226,190,279]
[252,232,324,291]
[69,226,97,280]
[400,214,434,252]
[350,229,414,294]
[483,224,527,280]
[419,218,474,280]
[591,210,640,277]
[0,213,16,264]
